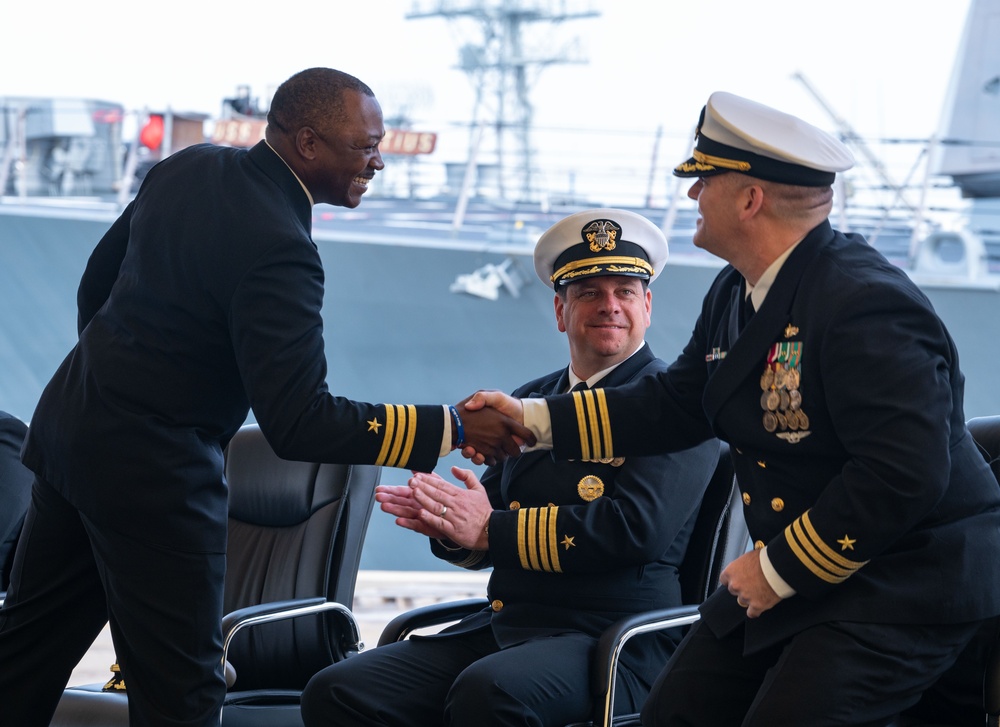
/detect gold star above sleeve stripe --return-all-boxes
[837,535,857,551]
[367,418,382,433]
[784,511,868,585]
[560,535,576,550]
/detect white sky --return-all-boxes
[1,0,974,207]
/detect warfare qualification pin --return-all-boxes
[577,475,605,502]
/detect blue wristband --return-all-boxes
[449,405,465,449]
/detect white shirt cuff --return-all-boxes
[759,546,797,599]
[439,404,452,457]
[521,398,553,451]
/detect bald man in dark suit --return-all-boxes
[0,68,528,727]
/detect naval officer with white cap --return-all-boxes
[463,92,1000,725]
[300,209,720,727]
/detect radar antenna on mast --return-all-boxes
[407,0,599,202]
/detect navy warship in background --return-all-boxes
[2,0,999,570]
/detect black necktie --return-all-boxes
[570,381,589,393]
[742,296,756,328]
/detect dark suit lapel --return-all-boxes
[703,222,831,421]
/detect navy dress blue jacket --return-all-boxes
[21,141,444,552]
[429,343,720,676]
[545,221,1000,653]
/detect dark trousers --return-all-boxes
[0,476,227,727]
[301,625,650,727]
[640,616,993,727]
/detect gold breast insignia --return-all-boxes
[577,475,605,502]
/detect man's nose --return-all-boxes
[597,291,620,311]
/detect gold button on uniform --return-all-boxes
[742,492,751,506]
[771,498,784,512]
[509,501,520,510]
[491,599,504,612]
[754,540,765,550]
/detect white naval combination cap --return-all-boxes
[674,91,855,186]
[533,208,669,289]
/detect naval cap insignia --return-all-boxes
[582,219,620,253]
[577,475,605,502]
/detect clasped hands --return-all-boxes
[453,390,528,466]
[376,466,492,551]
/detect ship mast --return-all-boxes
[407,0,599,202]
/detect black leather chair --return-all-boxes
[49,423,381,727]
[377,440,750,727]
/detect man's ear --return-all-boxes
[296,127,321,161]
[554,292,568,333]
[739,183,765,220]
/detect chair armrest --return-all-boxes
[221,597,361,665]
[590,605,701,727]
[377,598,489,646]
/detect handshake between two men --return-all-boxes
[453,390,527,466]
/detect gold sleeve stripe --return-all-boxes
[800,512,868,570]
[375,404,396,466]
[783,511,868,584]
[537,508,552,572]
[583,390,602,460]
[386,405,407,467]
[547,505,562,573]
[785,525,843,584]
[790,520,854,579]
[526,507,541,571]
[373,404,419,468]
[397,404,417,467]
[596,388,612,459]
[517,508,531,570]
[572,389,613,461]
[515,507,563,573]
[573,392,590,460]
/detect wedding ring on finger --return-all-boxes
[439,505,448,517]
[737,597,749,608]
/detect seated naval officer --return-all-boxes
[459,92,1000,726]
[299,209,720,727]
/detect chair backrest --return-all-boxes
[678,441,749,605]
[968,416,1000,483]
[222,423,380,691]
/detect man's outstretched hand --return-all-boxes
[455,391,532,466]
[461,390,524,421]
